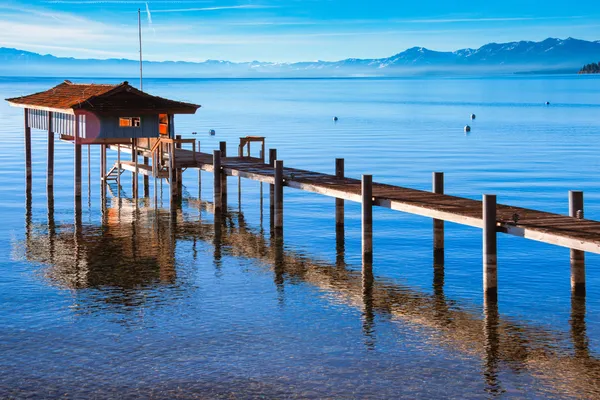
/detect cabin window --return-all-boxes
[159,114,169,135]
[119,117,141,127]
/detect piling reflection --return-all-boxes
[17,189,600,398]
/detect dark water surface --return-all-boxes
[2,76,600,398]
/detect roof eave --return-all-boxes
[6,102,75,115]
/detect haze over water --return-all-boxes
[1,75,600,398]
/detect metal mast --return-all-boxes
[138,8,143,91]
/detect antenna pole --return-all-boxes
[138,8,143,91]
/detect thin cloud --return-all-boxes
[152,5,277,13]
[397,16,584,23]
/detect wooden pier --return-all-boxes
[91,136,600,300]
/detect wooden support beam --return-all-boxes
[24,110,31,185]
[483,194,497,298]
[269,149,277,229]
[335,158,345,266]
[100,145,106,181]
[132,139,139,198]
[433,172,444,266]
[117,145,121,188]
[143,156,149,197]
[362,175,373,263]
[274,160,284,231]
[213,150,222,211]
[219,141,228,207]
[335,158,345,228]
[175,135,183,198]
[569,190,585,296]
[169,142,177,204]
[74,120,82,199]
[47,111,54,187]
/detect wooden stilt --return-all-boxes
[175,135,182,198]
[335,158,345,227]
[117,145,121,188]
[335,158,345,266]
[169,143,177,205]
[483,194,497,298]
[569,190,585,296]
[220,141,228,210]
[213,150,222,211]
[274,160,284,231]
[143,156,149,197]
[269,149,277,230]
[238,177,242,212]
[362,175,373,263]
[74,120,82,199]
[47,111,54,187]
[87,144,91,187]
[433,172,444,266]
[132,139,138,198]
[24,110,32,185]
[100,145,106,180]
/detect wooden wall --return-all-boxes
[26,108,159,139]
[98,115,159,139]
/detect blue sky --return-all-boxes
[0,0,599,62]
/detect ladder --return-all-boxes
[104,163,124,181]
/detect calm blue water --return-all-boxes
[2,75,600,398]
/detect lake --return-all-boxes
[1,75,600,398]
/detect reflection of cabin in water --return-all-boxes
[6,80,200,198]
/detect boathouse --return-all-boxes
[6,80,200,198]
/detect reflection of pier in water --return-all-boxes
[19,190,600,398]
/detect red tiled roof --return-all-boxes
[6,81,120,110]
[6,80,200,114]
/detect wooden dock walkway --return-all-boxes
[99,137,598,298]
[130,142,600,255]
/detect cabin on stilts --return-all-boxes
[6,80,200,200]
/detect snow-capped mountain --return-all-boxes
[1,38,599,77]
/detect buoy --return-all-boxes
[192,131,197,135]
[209,129,216,136]
[333,116,338,122]
[464,125,471,133]
[470,114,476,120]
[545,101,550,105]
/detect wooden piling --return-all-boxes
[274,160,284,230]
[132,139,138,198]
[100,145,106,180]
[569,190,585,296]
[47,111,54,187]
[433,172,444,266]
[169,143,177,204]
[74,122,82,199]
[117,145,121,187]
[269,149,277,229]
[175,135,183,196]
[24,110,31,185]
[362,175,373,263]
[335,158,345,265]
[335,158,345,227]
[220,141,228,207]
[213,150,222,211]
[143,156,149,197]
[483,194,497,298]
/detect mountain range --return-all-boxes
[1,37,599,78]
